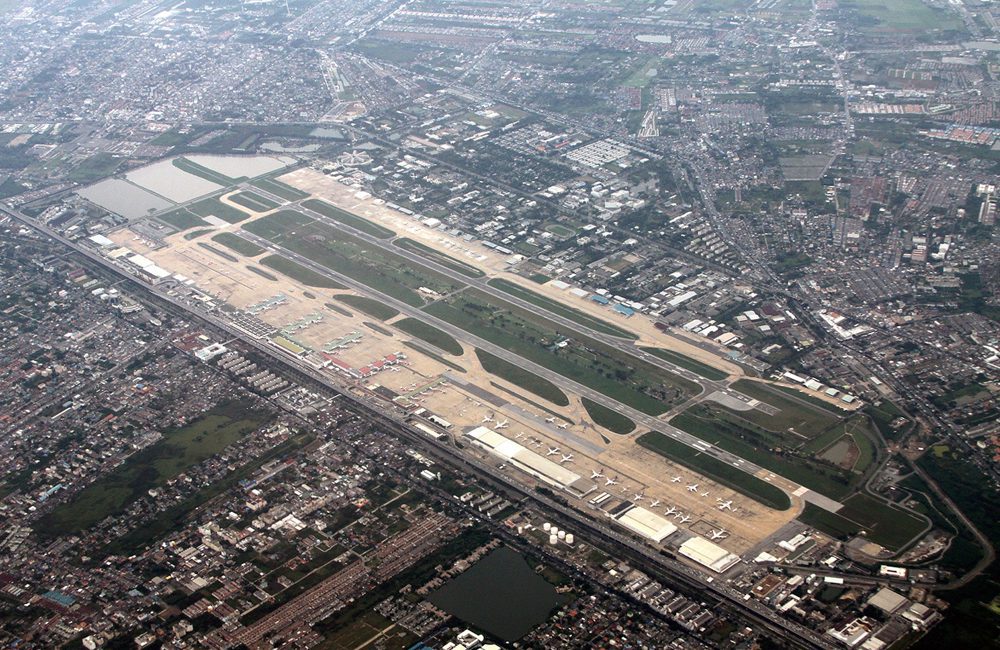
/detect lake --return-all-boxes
[427,546,569,642]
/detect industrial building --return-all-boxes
[464,426,593,496]
[677,536,741,573]
[613,506,678,543]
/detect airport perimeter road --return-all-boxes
[237,229,826,505]
[4,208,834,649]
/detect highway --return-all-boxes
[1,205,836,649]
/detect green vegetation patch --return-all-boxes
[37,400,269,536]
[641,346,728,381]
[394,238,485,278]
[488,278,637,339]
[188,195,250,224]
[403,342,466,373]
[843,0,962,33]
[731,379,840,435]
[637,431,791,510]
[475,349,569,407]
[243,210,461,306]
[260,254,345,289]
[334,295,399,320]
[157,208,207,231]
[67,153,122,183]
[671,404,857,499]
[173,156,242,186]
[212,232,264,257]
[394,317,463,355]
[252,177,309,201]
[230,190,280,212]
[303,198,395,239]
[426,289,695,415]
[183,228,213,241]
[582,398,635,434]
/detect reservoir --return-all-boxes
[427,546,569,642]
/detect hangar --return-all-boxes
[678,536,741,573]
[614,506,678,543]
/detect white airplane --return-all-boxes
[649,499,661,508]
[678,515,692,524]
[495,420,509,429]
[671,476,682,483]
[557,423,568,429]
[664,506,678,516]
[546,447,560,456]
[591,469,605,479]
[532,439,542,448]
[709,529,728,541]
[514,432,525,440]
[717,500,734,511]
[481,414,493,423]
[687,484,699,492]
[545,416,556,423]
[560,454,574,464]
[633,492,645,502]
[605,476,620,487]
[701,491,710,498]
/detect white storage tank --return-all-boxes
[557,530,566,540]
[549,534,559,545]
[542,522,551,532]
[565,533,575,545]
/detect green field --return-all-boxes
[843,0,962,33]
[394,238,485,278]
[37,400,269,536]
[334,295,399,320]
[671,404,857,499]
[582,398,635,434]
[394,317,463,355]
[173,157,242,186]
[487,278,636,339]
[183,228,213,241]
[230,190,280,212]
[303,198,395,239]
[188,195,250,224]
[799,494,927,552]
[426,289,696,415]
[243,210,462,306]
[475,349,569,406]
[260,254,345,289]
[252,177,309,201]
[157,208,207,231]
[731,379,840,436]
[641,347,729,381]
[212,232,264,257]
[637,431,791,510]
[403,342,466,373]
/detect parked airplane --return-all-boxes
[709,529,728,541]
[664,506,678,516]
[717,500,734,511]
[495,419,509,429]
[649,499,661,508]
[633,492,645,502]
[515,432,525,440]
[545,416,556,423]
[546,447,560,456]
[557,423,569,429]
[605,476,620,487]
[701,491,710,498]
[671,476,682,483]
[687,484,699,492]
[560,454,574,464]
[481,414,493,423]
[591,469,605,479]
[678,515,692,524]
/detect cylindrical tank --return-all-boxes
[565,533,575,545]
[557,530,566,540]
[549,534,559,545]
[542,522,551,532]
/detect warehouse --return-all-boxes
[677,536,741,573]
